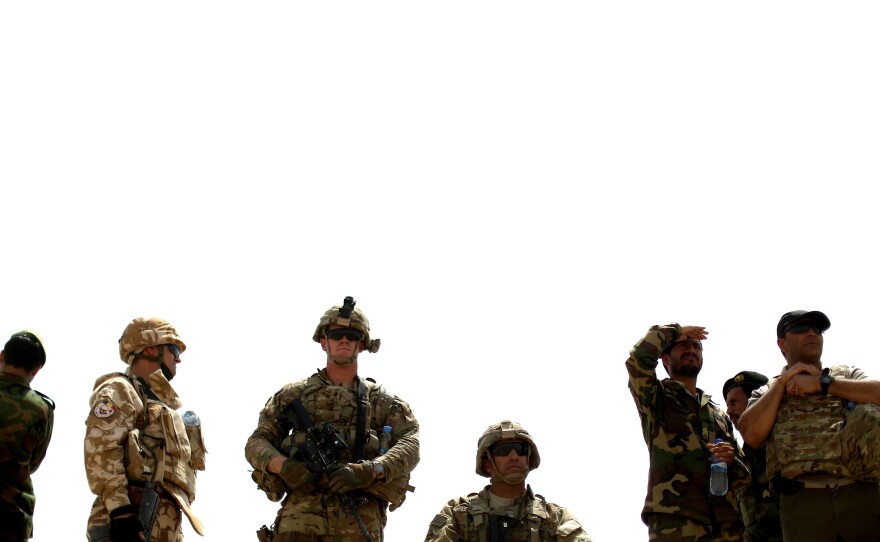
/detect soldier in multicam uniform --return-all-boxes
[423,420,593,542]
[245,296,419,542]
[84,317,206,542]
[0,331,52,542]
[626,324,748,542]
[723,371,781,542]
[738,310,880,541]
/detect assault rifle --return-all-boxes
[282,398,374,542]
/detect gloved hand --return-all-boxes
[279,460,314,491]
[328,462,375,493]
[109,504,144,542]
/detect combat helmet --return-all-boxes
[475,420,541,478]
[119,317,186,365]
[312,296,380,354]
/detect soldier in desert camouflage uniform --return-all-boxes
[84,317,206,542]
[245,296,419,542]
[723,371,781,542]
[423,420,593,542]
[626,323,747,542]
[0,331,52,542]
[739,310,880,541]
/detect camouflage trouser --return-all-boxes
[87,490,183,542]
[646,514,742,542]
[841,403,880,481]
[269,492,385,542]
[779,482,880,542]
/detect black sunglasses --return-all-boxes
[166,344,181,358]
[325,328,363,342]
[784,322,824,336]
[490,441,530,457]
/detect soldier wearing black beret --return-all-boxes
[724,371,780,542]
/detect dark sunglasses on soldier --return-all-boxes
[784,322,824,336]
[166,344,181,358]
[325,328,364,342]
[490,441,530,457]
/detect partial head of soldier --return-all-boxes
[118,317,186,381]
[313,296,380,367]
[776,310,829,365]
[0,331,46,382]
[660,336,703,378]
[476,420,541,487]
[723,370,768,429]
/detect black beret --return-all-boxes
[723,370,769,399]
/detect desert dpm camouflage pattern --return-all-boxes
[0,373,54,542]
[736,445,781,542]
[627,323,747,541]
[245,369,419,542]
[84,369,206,542]
[424,486,593,542]
[752,364,880,482]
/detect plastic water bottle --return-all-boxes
[378,426,393,455]
[182,410,201,427]
[709,438,728,496]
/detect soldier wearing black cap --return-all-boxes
[723,371,781,542]
[738,310,880,542]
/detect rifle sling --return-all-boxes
[353,378,368,461]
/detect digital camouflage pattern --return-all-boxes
[751,364,880,482]
[84,369,205,542]
[424,486,592,542]
[245,369,419,540]
[0,373,54,542]
[626,323,747,541]
[736,445,781,542]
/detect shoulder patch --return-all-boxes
[93,398,118,418]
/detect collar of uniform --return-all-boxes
[143,368,182,410]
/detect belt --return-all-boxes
[800,478,857,490]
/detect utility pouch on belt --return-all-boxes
[256,524,274,542]
[139,482,161,542]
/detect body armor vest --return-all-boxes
[767,365,851,479]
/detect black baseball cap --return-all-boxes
[776,310,831,338]
[723,370,769,398]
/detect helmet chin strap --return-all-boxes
[487,455,528,484]
[135,345,174,381]
[324,331,359,367]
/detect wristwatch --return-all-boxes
[820,368,834,396]
[370,460,384,477]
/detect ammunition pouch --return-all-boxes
[251,470,286,502]
[364,473,415,511]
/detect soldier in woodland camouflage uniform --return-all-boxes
[723,371,781,542]
[84,317,206,542]
[626,324,748,542]
[245,296,419,542]
[423,420,593,542]
[738,310,880,541]
[0,331,52,542]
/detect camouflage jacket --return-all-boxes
[0,372,54,541]
[736,444,781,542]
[424,485,593,542]
[245,369,419,533]
[626,323,748,531]
[84,368,205,532]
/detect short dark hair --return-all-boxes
[3,332,46,372]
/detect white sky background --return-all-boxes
[2,2,879,541]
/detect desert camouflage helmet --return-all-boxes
[475,419,540,477]
[119,317,186,364]
[312,297,380,353]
